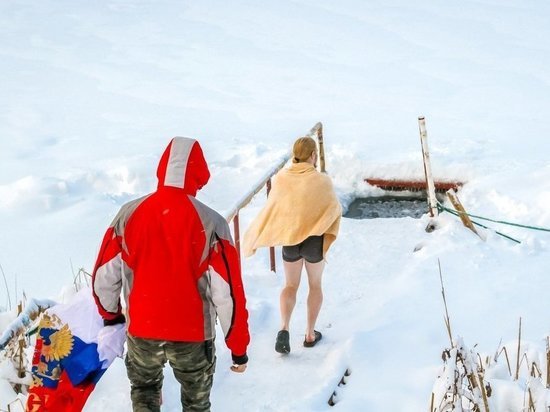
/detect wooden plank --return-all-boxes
[365,179,462,192]
[446,190,482,239]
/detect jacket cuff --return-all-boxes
[231,353,248,365]
[103,314,126,326]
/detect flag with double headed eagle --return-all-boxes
[26,288,125,412]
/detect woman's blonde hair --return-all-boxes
[292,136,317,163]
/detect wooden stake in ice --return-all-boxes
[306,122,325,173]
[418,116,438,217]
[317,124,326,173]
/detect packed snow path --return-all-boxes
[86,214,443,411]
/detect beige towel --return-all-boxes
[243,162,341,258]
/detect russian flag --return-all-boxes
[26,288,125,412]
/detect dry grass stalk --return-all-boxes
[11,302,26,394]
[477,372,490,412]
[497,346,512,377]
[0,263,12,311]
[515,317,522,381]
[527,387,535,412]
[468,365,490,412]
[433,262,493,412]
[73,267,92,291]
[546,337,550,388]
[437,259,453,346]
[467,371,478,391]
[451,350,488,411]
[531,362,542,378]
[518,353,533,378]
[477,354,485,374]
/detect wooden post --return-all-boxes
[233,212,241,257]
[316,123,326,173]
[418,117,438,217]
[446,190,483,240]
[266,178,276,273]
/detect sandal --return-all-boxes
[303,330,322,348]
[275,330,291,354]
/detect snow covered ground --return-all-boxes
[1,1,550,410]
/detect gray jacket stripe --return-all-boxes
[208,266,234,338]
[164,137,195,188]
[121,260,134,328]
[94,253,123,313]
[188,196,237,339]
[197,274,216,340]
[187,196,225,265]
[95,195,149,315]
[111,194,150,250]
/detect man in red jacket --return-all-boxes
[92,137,250,411]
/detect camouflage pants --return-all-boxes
[125,334,216,412]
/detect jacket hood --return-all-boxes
[156,137,211,196]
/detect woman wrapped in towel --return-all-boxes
[243,136,341,354]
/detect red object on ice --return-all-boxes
[365,179,463,192]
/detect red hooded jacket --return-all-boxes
[92,137,249,361]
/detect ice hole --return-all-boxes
[344,192,443,219]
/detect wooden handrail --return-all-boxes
[224,153,291,224]
[306,122,325,173]
[224,122,325,272]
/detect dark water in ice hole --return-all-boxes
[344,196,430,219]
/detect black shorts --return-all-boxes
[282,235,324,263]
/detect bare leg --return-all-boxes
[304,260,325,342]
[280,259,304,331]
